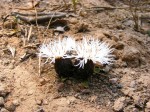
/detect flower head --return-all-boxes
[38,37,76,63]
[75,37,115,68]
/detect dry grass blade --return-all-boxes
[27,25,33,41]
[39,56,41,77]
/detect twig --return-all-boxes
[43,13,55,38]
[14,14,67,23]
[86,6,129,11]
[20,53,36,62]
[23,43,40,49]
[11,12,66,16]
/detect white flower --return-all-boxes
[38,37,76,63]
[75,37,115,68]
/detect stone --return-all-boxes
[115,41,125,50]
[81,89,91,95]
[0,97,4,106]
[36,99,42,105]
[39,78,47,85]
[43,99,48,105]
[66,80,72,85]
[0,108,9,112]
[89,95,98,102]
[0,84,9,97]
[74,93,81,99]
[8,63,15,69]
[12,99,20,106]
[103,65,111,73]
[112,36,119,42]
[57,83,65,92]
[68,96,76,104]
[69,18,78,24]
[0,76,6,82]
[146,101,150,109]
[122,46,141,67]
[27,90,34,96]
[145,101,150,112]
[113,97,126,111]
[4,101,16,111]
[116,84,123,89]
[109,78,118,84]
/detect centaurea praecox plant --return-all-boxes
[39,37,76,78]
[38,37,115,80]
[73,37,115,79]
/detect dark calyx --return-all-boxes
[73,59,94,80]
[54,58,74,78]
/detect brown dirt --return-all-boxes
[0,0,150,112]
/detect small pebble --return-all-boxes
[0,85,9,97]
[0,76,6,81]
[81,89,91,95]
[36,99,42,105]
[57,83,65,92]
[109,78,118,84]
[66,80,72,85]
[146,101,150,109]
[0,108,9,112]
[89,95,98,102]
[69,18,78,24]
[74,93,81,99]
[12,99,20,106]
[8,63,14,69]
[27,90,34,95]
[5,101,16,111]
[116,84,123,89]
[43,99,48,105]
[0,97,4,106]
[39,78,47,85]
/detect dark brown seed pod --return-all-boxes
[54,57,74,78]
[73,59,94,80]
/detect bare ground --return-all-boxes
[0,0,150,112]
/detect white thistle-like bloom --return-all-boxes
[39,37,76,63]
[38,37,115,67]
[75,37,115,68]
